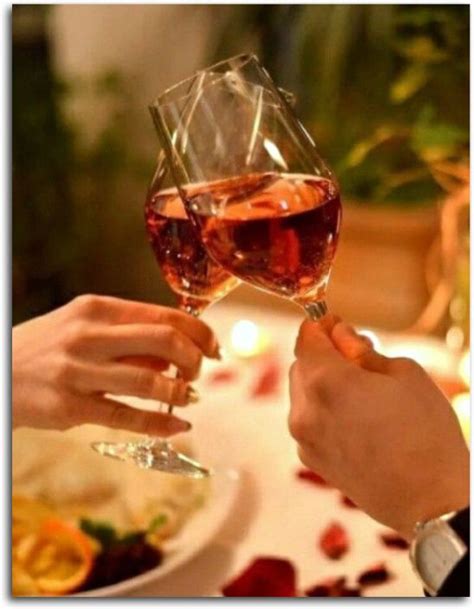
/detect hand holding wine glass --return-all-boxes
[13,295,217,434]
[93,157,239,477]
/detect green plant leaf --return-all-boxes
[411,107,468,162]
[394,36,448,63]
[343,127,397,169]
[390,64,430,103]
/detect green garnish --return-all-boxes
[148,513,168,533]
[80,518,147,547]
[80,518,118,547]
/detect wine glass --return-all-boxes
[150,54,342,322]
[91,154,239,478]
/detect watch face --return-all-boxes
[416,531,464,592]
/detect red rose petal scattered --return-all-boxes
[380,531,409,550]
[250,358,281,398]
[296,468,329,487]
[305,576,361,597]
[357,562,391,587]
[207,367,238,385]
[221,557,297,597]
[340,494,358,508]
[319,522,350,560]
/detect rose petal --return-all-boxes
[319,522,350,560]
[380,532,409,550]
[296,468,329,487]
[340,494,358,509]
[357,563,391,587]
[305,576,361,597]
[221,557,297,597]
[207,368,238,385]
[250,358,281,398]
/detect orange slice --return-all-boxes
[17,518,94,595]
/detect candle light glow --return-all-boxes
[230,320,270,358]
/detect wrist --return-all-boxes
[402,482,470,541]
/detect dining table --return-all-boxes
[124,297,465,598]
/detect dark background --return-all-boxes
[12,5,469,329]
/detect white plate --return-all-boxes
[75,466,240,597]
[13,417,240,599]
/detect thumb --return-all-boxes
[295,318,345,364]
[331,322,391,373]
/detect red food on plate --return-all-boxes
[296,468,329,487]
[305,576,361,597]
[221,557,297,597]
[207,367,238,385]
[250,358,281,398]
[319,522,349,560]
[357,563,391,587]
[340,494,358,508]
[380,531,409,550]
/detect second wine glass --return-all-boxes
[92,153,239,478]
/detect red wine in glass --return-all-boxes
[186,172,342,307]
[145,187,238,316]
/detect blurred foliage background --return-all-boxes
[12,5,469,326]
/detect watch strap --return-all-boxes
[447,507,470,546]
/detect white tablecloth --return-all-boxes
[129,300,457,597]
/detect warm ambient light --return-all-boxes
[458,350,470,388]
[230,320,270,358]
[452,392,470,445]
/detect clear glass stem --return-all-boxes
[303,299,328,320]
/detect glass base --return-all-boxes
[90,438,211,479]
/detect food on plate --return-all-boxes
[12,426,210,596]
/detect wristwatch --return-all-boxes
[409,509,469,596]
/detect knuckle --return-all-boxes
[157,325,180,350]
[61,321,91,353]
[288,412,308,442]
[391,356,419,377]
[189,349,203,374]
[51,356,74,386]
[71,294,103,318]
[307,364,348,399]
[307,367,330,394]
[298,446,314,469]
[289,361,299,384]
[133,369,156,397]
[109,404,129,429]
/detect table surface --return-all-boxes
[128,301,459,598]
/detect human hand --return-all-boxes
[13,295,219,435]
[289,319,469,539]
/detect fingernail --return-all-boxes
[172,418,192,432]
[211,345,223,360]
[185,385,200,403]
